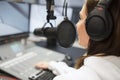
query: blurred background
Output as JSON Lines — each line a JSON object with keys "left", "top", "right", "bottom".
{"left": 5, "top": 0, "right": 84, "bottom": 32}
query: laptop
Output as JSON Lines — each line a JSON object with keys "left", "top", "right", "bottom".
{"left": 0, "top": 1, "right": 65, "bottom": 80}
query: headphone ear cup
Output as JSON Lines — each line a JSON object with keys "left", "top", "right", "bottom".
{"left": 85, "top": 7, "right": 113, "bottom": 41}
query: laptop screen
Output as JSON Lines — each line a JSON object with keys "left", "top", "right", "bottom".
{"left": 0, "top": 1, "right": 30, "bottom": 44}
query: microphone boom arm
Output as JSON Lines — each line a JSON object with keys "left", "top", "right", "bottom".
{"left": 46, "top": 0, "right": 56, "bottom": 22}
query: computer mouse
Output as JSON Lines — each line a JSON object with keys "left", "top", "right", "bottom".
{"left": 62, "top": 55, "right": 74, "bottom": 67}
{"left": 65, "top": 55, "right": 72, "bottom": 61}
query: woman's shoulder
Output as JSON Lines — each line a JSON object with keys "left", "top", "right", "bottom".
{"left": 84, "top": 56, "right": 120, "bottom": 67}
{"left": 84, "top": 55, "right": 120, "bottom": 65}
{"left": 83, "top": 56, "right": 120, "bottom": 80}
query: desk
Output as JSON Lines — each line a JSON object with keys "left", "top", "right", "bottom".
{"left": 0, "top": 70, "right": 18, "bottom": 80}
{"left": 22, "top": 36, "right": 86, "bottom": 66}
{"left": 28, "top": 34, "right": 87, "bottom": 65}
{"left": 0, "top": 36, "right": 86, "bottom": 80}
{"left": 35, "top": 41, "right": 86, "bottom": 62}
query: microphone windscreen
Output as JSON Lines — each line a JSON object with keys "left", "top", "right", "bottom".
{"left": 57, "top": 20, "right": 76, "bottom": 48}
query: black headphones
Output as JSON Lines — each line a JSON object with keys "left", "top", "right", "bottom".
{"left": 85, "top": 0, "right": 113, "bottom": 41}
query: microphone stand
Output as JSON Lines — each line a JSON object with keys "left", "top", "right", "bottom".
{"left": 45, "top": 0, "right": 57, "bottom": 47}
{"left": 46, "top": 0, "right": 56, "bottom": 22}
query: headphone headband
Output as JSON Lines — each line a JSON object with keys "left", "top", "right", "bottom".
{"left": 97, "top": 0, "right": 112, "bottom": 9}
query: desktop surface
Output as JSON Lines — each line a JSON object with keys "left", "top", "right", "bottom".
{"left": 0, "top": 40, "right": 65, "bottom": 80}
{"left": 0, "top": 38, "right": 86, "bottom": 80}
{"left": 34, "top": 40, "right": 86, "bottom": 62}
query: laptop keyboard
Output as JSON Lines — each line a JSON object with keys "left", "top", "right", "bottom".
{"left": 29, "top": 69, "right": 56, "bottom": 80}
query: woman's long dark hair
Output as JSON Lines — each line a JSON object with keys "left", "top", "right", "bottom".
{"left": 75, "top": 0, "right": 120, "bottom": 69}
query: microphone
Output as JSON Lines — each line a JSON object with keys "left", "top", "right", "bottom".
{"left": 34, "top": 27, "right": 57, "bottom": 38}
{"left": 34, "top": 27, "right": 57, "bottom": 46}
{"left": 34, "top": 22, "right": 76, "bottom": 48}
{"left": 33, "top": 0, "right": 76, "bottom": 48}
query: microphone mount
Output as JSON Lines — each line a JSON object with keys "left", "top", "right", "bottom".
{"left": 34, "top": 0, "right": 76, "bottom": 48}
{"left": 46, "top": 0, "right": 56, "bottom": 22}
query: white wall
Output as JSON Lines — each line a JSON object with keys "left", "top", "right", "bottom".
{"left": 39, "top": 0, "right": 84, "bottom": 7}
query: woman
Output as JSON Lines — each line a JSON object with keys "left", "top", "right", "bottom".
{"left": 35, "top": 0, "right": 120, "bottom": 80}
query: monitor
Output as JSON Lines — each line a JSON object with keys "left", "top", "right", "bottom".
{"left": 0, "top": 1, "right": 30, "bottom": 44}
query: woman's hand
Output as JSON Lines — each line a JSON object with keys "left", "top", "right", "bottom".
{"left": 35, "top": 61, "right": 49, "bottom": 69}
